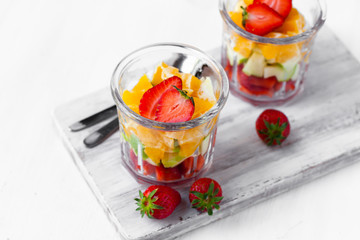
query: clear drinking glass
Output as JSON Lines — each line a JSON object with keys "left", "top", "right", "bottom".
{"left": 111, "top": 43, "right": 229, "bottom": 185}
{"left": 219, "top": 0, "right": 326, "bottom": 105}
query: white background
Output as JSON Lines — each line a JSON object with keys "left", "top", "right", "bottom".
{"left": 1, "top": 0, "right": 360, "bottom": 239}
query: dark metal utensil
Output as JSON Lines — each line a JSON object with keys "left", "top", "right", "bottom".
{"left": 69, "top": 105, "right": 117, "bottom": 131}
{"left": 83, "top": 117, "right": 119, "bottom": 148}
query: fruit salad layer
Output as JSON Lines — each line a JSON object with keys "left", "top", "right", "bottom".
{"left": 120, "top": 62, "right": 218, "bottom": 181}
{"left": 224, "top": 0, "right": 307, "bottom": 99}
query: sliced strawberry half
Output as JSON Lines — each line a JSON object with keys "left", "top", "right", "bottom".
{"left": 155, "top": 86, "right": 195, "bottom": 123}
{"left": 254, "top": 0, "right": 292, "bottom": 19}
{"left": 242, "top": 3, "right": 284, "bottom": 36}
{"left": 139, "top": 76, "right": 182, "bottom": 120}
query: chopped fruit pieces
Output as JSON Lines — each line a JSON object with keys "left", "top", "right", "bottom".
{"left": 189, "top": 178, "right": 223, "bottom": 215}
{"left": 254, "top": 0, "right": 292, "bottom": 19}
{"left": 155, "top": 86, "right": 195, "bottom": 123}
{"left": 242, "top": 3, "right": 284, "bottom": 36}
{"left": 139, "top": 76, "right": 182, "bottom": 120}
{"left": 224, "top": 0, "right": 306, "bottom": 100}
{"left": 255, "top": 109, "right": 290, "bottom": 145}
{"left": 135, "top": 185, "right": 181, "bottom": 219}
{"left": 122, "top": 63, "right": 218, "bottom": 182}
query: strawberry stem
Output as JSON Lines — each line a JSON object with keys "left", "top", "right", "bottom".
{"left": 259, "top": 118, "right": 288, "bottom": 146}
{"left": 135, "top": 189, "right": 163, "bottom": 219}
{"left": 241, "top": 6, "right": 248, "bottom": 27}
{"left": 190, "top": 181, "right": 224, "bottom": 216}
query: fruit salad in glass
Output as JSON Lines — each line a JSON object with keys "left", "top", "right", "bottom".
{"left": 219, "top": 0, "right": 326, "bottom": 105}
{"left": 111, "top": 43, "right": 229, "bottom": 185}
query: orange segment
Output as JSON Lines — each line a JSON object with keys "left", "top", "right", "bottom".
{"left": 228, "top": 11, "right": 255, "bottom": 58}
{"left": 152, "top": 62, "right": 168, "bottom": 86}
{"left": 274, "top": 8, "right": 305, "bottom": 35}
{"left": 244, "top": 0, "right": 253, "bottom": 5}
{"left": 229, "top": 11, "right": 244, "bottom": 30}
{"left": 122, "top": 74, "right": 152, "bottom": 114}
{"left": 192, "top": 97, "right": 216, "bottom": 119}
{"left": 258, "top": 32, "right": 301, "bottom": 63}
{"left": 181, "top": 72, "right": 202, "bottom": 96}
{"left": 152, "top": 62, "right": 182, "bottom": 86}
{"left": 144, "top": 147, "right": 164, "bottom": 165}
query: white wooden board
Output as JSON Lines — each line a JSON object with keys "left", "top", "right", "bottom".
{"left": 53, "top": 26, "right": 360, "bottom": 240}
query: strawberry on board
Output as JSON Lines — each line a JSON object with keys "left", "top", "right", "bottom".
{"left": 189, "top": 178, "right": 223, "bottom": 215}
{"left": 254, "top": 0, "right": 292, "bottom": 19}
{"left": 155, "top": 86, "right": 195, "bottom": 123}
{"left": 242, "top": 3, "right": 284, "bottom": 36}
{"left": 139, "top": 76, "right": 182, "bottom": 120}
{"left": 255, "top": 109, "right": 290, "bottom": 146}
{"left": 135, "top": 185, "right": 181, "bottom": 219}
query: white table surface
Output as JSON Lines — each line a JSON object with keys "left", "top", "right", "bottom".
{"left": 1, "top": 0, "right": 360, "bottom": 239}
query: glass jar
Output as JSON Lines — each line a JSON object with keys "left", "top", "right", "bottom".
{"left": 111, "top": 43, "right": 229, "bottom": 185}
{"left": 219, "top": 0, "right": 326, "bottom": 105}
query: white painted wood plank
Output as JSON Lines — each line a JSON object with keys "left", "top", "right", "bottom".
{"left": 53, "top": 26, "right": 360, "bottom": 240}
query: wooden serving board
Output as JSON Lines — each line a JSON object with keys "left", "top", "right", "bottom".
{"left": 53, "top": 26, "right": 360, "bottom": 240}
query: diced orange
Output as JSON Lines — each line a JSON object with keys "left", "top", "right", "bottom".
{"left": 274, "top": 8, "right": 305, "bottom": 35}
{"left": 179, "top": 142, "right": 201, "bottom": 158}
{"left": 258, "top": 32, "right": 301, "bottom": 63}
{"left": 229, "top": 11, "right": 245, "bottom": 30}
{"left": 228, "top": 11, "right": 255, "bottom": 58}
{"left": 152, "top": 62, "right": 168, "bottom": 86}
{"left": 144, "top": 147, "right": 164, "bottom": 165}
{"left": 181, "top": 72, "right": 202, "bottom": 97}
{"left": 152, "top": 62, "right": 182, "bottom": 86}
{"left": 192, "top": 97, "right": 216, "bottom": 119}
{"left": 122, "top": 74, "right": 152, "bottom": 114}
{"left": 244, "top": 0, "right": 253, "bottom": 5}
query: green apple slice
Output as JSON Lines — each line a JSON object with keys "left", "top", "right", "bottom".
{"left": 242, "top": 52, "right": 266, "bottom": 77}
{"left": 200, "top": 135, "right": 210, "bottom": 156}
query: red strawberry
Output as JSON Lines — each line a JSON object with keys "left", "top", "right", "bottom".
{"left": 155, "top": 86, "right": 195, "bottom": 123}
{"left": 179, "top": 156, "right": 194, "bottom": 178}
{"left": 255, "top": 109, "right": 290, "bottom": 146}
{"left": 139, "top": 76, "right": 182, "bottom": 120}
{"left": 155, "top": 164, "right": 182, "bottom": 181}
{"left": 135, "top": 185, "right": 181, "bottom": 219}
{"left": 254, "top": 0, "right": 292, "bottom": 19}
{"left": 189, "top": 178, "right": 223, "bottom": 215}
{"left": 242, "top": 3, "right": 284, "bottom": 36}
{"left": 129, "top": 150, "right": 155, "bottom": 176}
{"left": 195, "top": 155, "right": 205, "bottom": 172}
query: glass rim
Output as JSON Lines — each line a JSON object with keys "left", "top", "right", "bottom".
{"left": 110, "top": 42, "right": 229, "bottom": 131}
{"left": 219, "top": 0, "right": 327, "bottom": 45}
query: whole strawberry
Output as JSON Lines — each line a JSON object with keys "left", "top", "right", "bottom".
{"left": 189, "top": 178, "right": 223, "bottom": 215}
{"left": 256, "top": 109, "right": 290, "bottom": 146}
{"left": 135, "top": 185, "right": 181, "bottom": 219}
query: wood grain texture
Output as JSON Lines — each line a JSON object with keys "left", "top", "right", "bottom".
{"left": 53, "top": 26, "right": 360, "bottom": 240}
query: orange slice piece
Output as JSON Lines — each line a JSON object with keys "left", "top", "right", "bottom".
{"left": 258, "top": 32, "right": 301, "bottom": 63}
{"left": 192, "top": 97, "right": 216, "bottom": 119}
{"left": 274, "top": 8, "right": 305, "bottom": 35}
{"left": 151, "top": 62, "right": 182, "bottom": 86}
{"left": 122, "top": 74, "right": 152, "bottom": 114}
{"left": 228, "top": 11, "right": 255, "bottom": 58}
{"left": 181, "top": 72, "right": 202, "bottom": 96}
{"left": 144, "top": 147, "right": 164, "bottom": 165}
